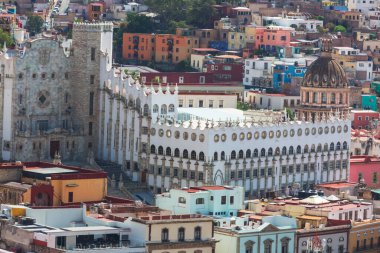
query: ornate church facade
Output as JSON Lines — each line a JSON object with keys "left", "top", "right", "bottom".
{"left": 0, "top": 23, "right": 351, "bottom": 197}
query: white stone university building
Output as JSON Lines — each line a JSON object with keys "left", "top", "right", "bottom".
{"left": 0, "top": 23, "right": 351, "bottom": 197}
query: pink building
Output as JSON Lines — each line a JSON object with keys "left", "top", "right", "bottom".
{"left": 255, "top": 26, "right": 294, "bottom": 52}
{"left": 350, "top": 156, "right": 380, "bottom": 189}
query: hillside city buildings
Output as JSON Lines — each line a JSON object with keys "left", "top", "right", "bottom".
{"left": 1, "top": 0, "right": 380, "bottom": 252}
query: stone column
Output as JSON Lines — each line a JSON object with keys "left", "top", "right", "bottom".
{"left": 161, "top": 157, "right": 166, "bottom": 192}
{"left": 153, "top": 156, "right": 158, "bottom": 193}
{"left": 169, "top": 157, "right": 174, "bottom": 189}
{"left": 186, "top": 160, "right": 191, "bottom": 187}
{"left": 194, "top": 161, "right": 199, "bottom": 186}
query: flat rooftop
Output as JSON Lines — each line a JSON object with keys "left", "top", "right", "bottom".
{"left": 177, "top": 108, "right": 245, "bottom": 121}
{"left": 180, "top": 186, "right": 235, "bottom": 193}
{"left": 316, "top": 182, "right": 357, "bottom": 189}
{"left": 23, "top": 167, "right": 78, "bottom": 175}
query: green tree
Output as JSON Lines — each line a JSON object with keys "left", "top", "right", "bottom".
{"left": 315, "top": 15, "right": 324, "bottom": 20}
{"left": 285, "top": 108, "right": 295, "bottom": 120}
{"left": 113, "top": 22, "right": 128, "bottom": 63}
{"left": 187, "top": 0, "right": 216, "bottom": 29}
{"left": 174, "top": 60, "right": 196, "bottom": 71}
{"left": 333, "top": 25, "right": 347, "bottom": 33}
{"left": 26, "top": 15, "right": 44, "bottom": 36}
{"left": 167, "top": 20, "right": 189, "bottom": 34}
{"left": 145, "top": 0, "right": 189, "bottom": 30}
{"left": 325, "top": 22, "right": 335, "bottom": 32}
{"left": 125, "top": 13, "right": 155, "bottom": 33}
{"left": 0, "top": 29, "right": 13, "bottom": 46}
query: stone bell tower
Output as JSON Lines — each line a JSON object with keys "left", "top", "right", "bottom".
{"left": 70, "top": 22, "right": 113, "bottom": 160}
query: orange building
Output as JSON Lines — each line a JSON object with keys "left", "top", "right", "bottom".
{"left": 122, "top": 33, "right": 155, "bottom": 62}
{"left": 122, "top": 33, "right": 199, "bottom": 64}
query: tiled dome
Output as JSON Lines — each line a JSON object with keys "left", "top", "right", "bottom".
{"left": 301, "top": 39, "right": 348, "bottom": 88}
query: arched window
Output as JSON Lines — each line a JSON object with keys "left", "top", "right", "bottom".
{"left": 282, "top": 147, "right": 287, "bottom": 156}
{"left": 246, "top": 149, "right": 251, "bottom": 158}
{"left": 343, "top": 141, "right": 348, "bottom": 150}
{"left": 324, "top": 143, "right": 328, "bottom": 151}
{"left": 275, "top": 147, "right": 280, "bottom": 156}
{"left": 153, "top": 104, "right": 159, "bottom": 113}
{"left": 135, "top": 98, "right": 141, "bottom": 110}
{"left": 174, "top": 148, "right": 180, "bottom": 157}
{"left": 336, "top": 142, "right": 341, "bottom": 150}
{"left": 150, "top": 145, "right": 156, "bottom": 154}
{"left": 166, "top": 147, "right": 171, "bottom": 156}
{"left": 289, "top": 146, "right": 294, "bottom": 155}
{"left": 238, "top": 150, "right": 244, "bottom": 159}
{"left": 311, "top": 144, "right": 315, "bottom": 152}
{"left": 168, "top": 104, "right": 175, "bottom": 112}
{"left": 267, "top": 148, "right": 273, "bottom": 156}
{"left": 194, "top": 226, "right": 201, "bottom": 240}
{"left": 304, "top": 145, "right": 309, "bottom": 153}
{"left": 280, "top": 237, "right": 290, "bottom": 253}
{"left": 221, "top": 151, "right": 225, "bottom": 160}
{"left": 261, "top": 148, "right": 266, "bottom": 157}
{"left": 214, "top": 152, "right": 218, "bottom": 161}
{"left": 330, "top": 142, "right": 334, "bottom": 151}
{"left": 161, "top": 104, "right": 167, "bottom": 114}
{"left": 178, "top": 227, "right": 185, "bottom": 242}
{"left": 253, "top": 149, "right": 258, "bottom": 157}
{"left": 296, "top": 145, "right": 301, "bottom": 154}
{"left": 231, "top": 151, "right": 236, "bottom": 159}
{"left": 158, "top": 146, "right": 163, "bottom": 155}
{"left": 191, "top": 151, "right": 197, "bottom": 160}
{"left": 199, "top": 152, "right": 205, "bottom": 161}
{"left": 245, "top": 240, "right": 255, "bottom": 253}
{"left": 143, "top": 104, "right": 149, "bottom": 116}
{"left": 183, "top": 149, "right": 189, "bottom": 159}
{"left": 317, "top": 144, "right": 322, "bottom": 152}
{"left": 161, "top": 228, "right": 169, "bottom": 242}
{"left": 264, "top": 239, "right": 273, "bottom": 253}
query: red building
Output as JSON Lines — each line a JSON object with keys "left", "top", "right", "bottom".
{"left": 88, "top": 2, "right": 105, "bottom": 21}
{"left": 204, "top": 55, "right": 244, "bottom": 83}
{"left": 350, "top": 156, "right": 380, "bottom": 188}
{"left": 351, "top": 110, "right": 380, "bottom": 130}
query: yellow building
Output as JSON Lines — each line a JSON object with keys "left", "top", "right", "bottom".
{"left": 0, "top": 162, "right": 107, "bottom": 206}
{"left": 349, "top": 219, "right": 380, "bottom": 252}
{"left": 142, "top": 214, "right": 216, "bottom": 253}
{"left": 228, "top": 31, "right": 246, "bottom": 51}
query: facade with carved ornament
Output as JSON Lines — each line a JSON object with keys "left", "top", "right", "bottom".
{"left": 0, "top": 35, "right": 87, "bottom": 161}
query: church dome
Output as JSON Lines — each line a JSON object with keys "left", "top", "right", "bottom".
{"left": 301, "top": 39, "right": 348, "bottom": 88}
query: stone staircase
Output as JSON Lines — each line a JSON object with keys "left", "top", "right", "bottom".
{"left": 95, "top": 160, "right": 151, "bottom": 202}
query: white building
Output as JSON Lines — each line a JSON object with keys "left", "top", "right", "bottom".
{"left": 243, "top": 57, "right": 274, "bottom": 87}
{"left": 95, "top": 26, "right": 351, "bottom": 198}
{"left": 263, "top": 16, "right": 323, "bottom": 32}
{"left": 155, "top": 185, "right": 244, "bottom": 216}
{"left": 178, "top": 92, "right": 237, "bottom": 109}
{"left": 356, "top": 61, "right": 373, "bottom": 81}
{"left": 368, "top": 7, "right": 380, "bottom": 28}
{"left": 244, "top": 91, "right": 300, "bottom": 110}
{"left": 0, "top": 22, "right": 346, "bottom": 200}
{"left": 347, "top": 0, "right": 379, "bottom": 15}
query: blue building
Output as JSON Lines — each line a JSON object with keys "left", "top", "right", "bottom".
{"left": 272, "top": 60, "right": 307, "bottom": 92}
{"left": 215, "top": 215, "right": 297, "bottom": 253}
